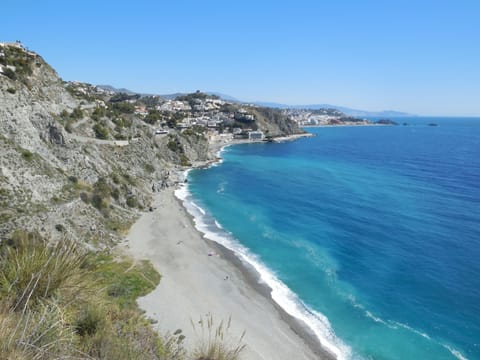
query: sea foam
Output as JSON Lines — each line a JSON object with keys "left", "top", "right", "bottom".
{"left": 175, "top": 182, "right": 352, "bottom": 360}
{"left": 175, "top": 122, "right": 479, "bottom": 359}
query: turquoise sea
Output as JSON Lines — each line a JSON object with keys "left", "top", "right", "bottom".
{"left": 177, "top": 117, "right": 480, "bottom": 360}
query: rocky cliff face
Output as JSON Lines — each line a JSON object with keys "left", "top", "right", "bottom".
{"left": 251, "top": 106, "right": 302, "bottom": 137}
{"left": 0, "top": 47, "right": 75, "bottom": 164}
{"left": 0, "top": 43, "right": 214, "bottom": 246}
{"left": 0, "top": 43, "right": 300, "bottom": 247}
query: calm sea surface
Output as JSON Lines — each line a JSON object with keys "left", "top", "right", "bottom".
{"left": 182, "top": 117, "right": 480, "bottom": 360}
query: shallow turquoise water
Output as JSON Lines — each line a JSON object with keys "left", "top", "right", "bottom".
{"left": 185, "top": 118, "right": 480, "bottom": 360}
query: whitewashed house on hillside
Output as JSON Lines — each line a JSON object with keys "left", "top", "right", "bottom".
{"left": 248, "top": 130, "right": 265, "bottom": 141}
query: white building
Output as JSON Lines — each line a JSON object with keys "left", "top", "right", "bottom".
{"left": 248, "top": 130, "right": 265, "bottom": 141}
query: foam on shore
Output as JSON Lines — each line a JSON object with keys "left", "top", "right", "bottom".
{"left": 175, "top": 183, "right": 351, "bottom": 360}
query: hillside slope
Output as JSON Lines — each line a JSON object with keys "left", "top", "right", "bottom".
{"left": 0, "top": 43, "right": 211, "bottom": 246}
{"left": 0, "top": 41, "right": 302, "bottom": 246}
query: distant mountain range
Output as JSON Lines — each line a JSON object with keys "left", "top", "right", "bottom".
{"left": 97, "top": 85, "right": 413, "bottom": 117}
{"left": 158, "top": 91, "right": 240, "bottom": 102}
{"left": 250, "top": 101, "right": 413, "bottom": 117}
{"left": 97, "top": 86, "right": 239, "bottom": 102}
{"left": 97, "top": 84, "right": 142, "bottom": 95}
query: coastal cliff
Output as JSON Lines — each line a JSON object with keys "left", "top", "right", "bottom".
{"left": 0, "top": 43, "right": 320, "bottom": 359}
{"left": 0, "top": 43, "right": 302, "bottom": 245}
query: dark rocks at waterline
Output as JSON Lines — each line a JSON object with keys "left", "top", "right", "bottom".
{"left": 374, "top": 119, "right": 399, "bottom": 126}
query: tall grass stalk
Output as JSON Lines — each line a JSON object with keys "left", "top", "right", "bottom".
{"left": 0, "top": 233, "right": 92, "bottom": 359}
{"left": 0, "top": 230, "right": 186, "bottom": 359}
{"left": 0, "top": 233, "right": 90, "bottom": 311}
{"left": 0, "top": 299, "right": 76, "bottom": 359}
{"left": 190, "top": 314, "right": 246, "bottom": 360}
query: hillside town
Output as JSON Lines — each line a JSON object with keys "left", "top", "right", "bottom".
{"left": 64, "top": 80, "right": 393, "bottom": 148}
{"left": 66, "top": 82, "right": 277, "bottom": 142}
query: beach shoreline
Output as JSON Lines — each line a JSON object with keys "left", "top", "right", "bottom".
{"left": 125, "top": 132, "right": 337, "bottom": 360}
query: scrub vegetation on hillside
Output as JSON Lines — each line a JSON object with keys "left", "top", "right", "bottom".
{"left": 0, "top": 230, "right": 183, "bottom": 359}
{"left": 0, "top": 231, "right": 245, "bottom": 360}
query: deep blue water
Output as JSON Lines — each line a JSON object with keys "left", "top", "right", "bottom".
{"left": 184, "top": 118, "right": 480, "bottom": 360}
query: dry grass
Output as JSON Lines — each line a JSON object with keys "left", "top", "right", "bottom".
{"left": 0, "top": 231, "right": 172, "bottom": 359}
{"left": 0, "top": 300, "right": 76, "bottom": 359}
{"left": 159, "top": 329, "right": 187, "bottom": 360}
{"left": 190, "top": 314, "right": 246, "bottom": 360}
{"left": 0, "top": 231, "right": 87, "bottom": 359}
{"left": 0, "top": 231, "right": 243, "bottom": 360}
{"left": 0, "top": 231, "right": 91, "bottom": 311}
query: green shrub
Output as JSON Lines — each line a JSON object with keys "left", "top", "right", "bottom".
{"left": 111, "top": 187, "right": 120, "bottom": 200}
{"left": 2, "top": 67, "right": 17, "bottom": 80}
{"left": 122, "top": 173, "right": 137, "bottom": 186}
{"left": 111, "top": 172, "right": 121, "bottom": 184}
{"left": 75, "top": 304, "right": 104, "bottom": 337}
{"left": 180, "top": 155, "right": 191, "bottom": 167}
{"left": 4, "top": 46, "right": 33, "bottom": 77}
{"left": 144, "top": 109, "right": 161, "bottom": 124}
{"left": 20, "top": 148, "right": 34, "bottom": 161}
{"left": 70, "top": 107, "right": 83, "bottom": 119}
{"left": 112, "top": 102, "right": 135, "bottom": 114}
{"left": 93, "top": 123, "right": 109, "bottom": 139}
{"left": 51, "top": 195, "right": 61, "bottom": 203}
{"left": 80, "top": 192, "right": 89, "bottom": 203}
{"left": 126, "top": 195, "right": 138, "bottom": 208}
{"left": 6, "top": 87, "right": 16, "bottom": 94}
{"left": 93, "top": 254, "right": 160, "bottom": 308}
{"left": 144, "top": 163, "right": 155, "bottom": 174}
{"left": 113, "top": 116, "right": 132, "bottom": 128}
{"left": 91, "top": 106, "right": 106, "bottom": 121}
{"left": 183, "top": 125, "right": 206, "bottom": 137}
{"left": 104, "top": 218, "right": 134, "bottom": 234}
{"left": 114, "top": 133, "right": 127, "bottom": 140}
{"left": 91, "top": 193, "right": 107, "bottom": 210}
{"left": 93, "top": 177, "right": 110, "bottom": 197}
{"left": 167, "top": 139, "right": 181, "bottom": 152}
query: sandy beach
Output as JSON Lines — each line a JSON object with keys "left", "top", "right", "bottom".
{"left": 124, "top": 133, "right": 337, "bottom": 359}
{"left": 125, "top": 183, "right": 335, "bottom": 360}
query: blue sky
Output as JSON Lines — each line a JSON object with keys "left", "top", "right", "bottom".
{"left": 2, "top": 0, "right": 480, "bottom": 115}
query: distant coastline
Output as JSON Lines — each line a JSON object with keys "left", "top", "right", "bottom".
{"left": 302, "top": 123, "right": 395, "bottom": 128}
